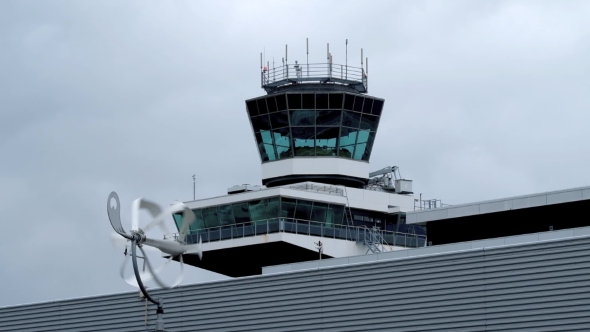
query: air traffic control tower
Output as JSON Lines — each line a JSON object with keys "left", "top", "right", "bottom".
{"left": 176, "top": 43, "right": 425, "bottom": 277}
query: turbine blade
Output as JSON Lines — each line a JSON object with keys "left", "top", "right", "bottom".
{"left": 107, "top": 192, "right": 128, "bottom": 237}
{"left": 178, "top": 206, "right": 196, "bottom": 242}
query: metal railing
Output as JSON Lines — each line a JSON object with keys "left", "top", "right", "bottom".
{"left": 182, "top": 219, "right": 426, "bottom": 248}
{"left": 261, "top": 63, "right": 367, "bottom": 92}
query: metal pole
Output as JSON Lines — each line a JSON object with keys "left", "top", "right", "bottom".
{"left": 306, "top": 38, "right": 309, "bottom": 77}
{"left": 192, "top": 174, "right": 195, "bottom": 201}
{"left": 345, "top": 39, "right": 348, "bottom": 79}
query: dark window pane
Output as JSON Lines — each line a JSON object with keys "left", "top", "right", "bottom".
{"left": 292, "top": 127, "right": 315, "bottom": 156}
{"left": 371, "top": 99, "right": 384, "bottom": 116}
{"left": 362, "top": 98, "right": 373, "bottom": 113}
{"left": 249, "top": 199, "right": 268, "bottom": 221}
{"left": 217, "top": 205, "right": 235, "bottom": 226}
{"left": 317, "top": 110, "right": 342, "bottom": 126}
{"left": 315, "top": 127, "right": 338, "bottom": 156}
{"left": 273, "top": 128, "right": 293, "bottom": 159}
{"left": 360, "top": 114, "right": 380, "bottom": 131}
{"left": 302, "top": 93, "right": 314, "bottom": 109}
{"left": 342, "top": 111, "right": 360, "bottom": 128}
{"left": 311, "top": 202, "right": 329, "bottom": 223}
{"left": 316, "top": 93, "right": 328, "bottom": 109}
{"left": 339, "top": 127, "right": 358, "bottom": 159}
{"left": 339, "top": 145, "right": 354, "bottom": 159}
{"left": 294, "top": 199, "right": 313, "bottom": 220}
{"left": 202, "top": 207, "right": 219, "bottom": 228}
{"left": 232, "top": 203, "right": 251, "bottom": 224}
{"left": 267, "top": 197, "right": 280, "bottom": 218}
{"left": 339, "top": 127, "right": 358, "bottom": 146}
{"left": 327, "top": 204, "right": 344, "bottom": 226}
{"left": 266, "top": 96, "right": 278, "bottom": 113}
{"left": 276, "top": 94, "right": 287, "bottom": 111}
{"left": 251, "top": 115, "right": 271, "bottom": 131}
{"left": 246, "top": 100, "right": 258, "bottom": 116}
{"left": 257, "top": 99, "right": 268, "bottom": 114}
{"left": 329, "top": 93, "right": 343, "bottom": 109}
{"left": 287, "top": 94, "right": 302, "bottom": 109}
{"left": 361, "top": 132, "right": 376, "bottom": 161}
{"left": 343, "top": 94, "right": 355, "bottom": 110}
{"left": 191, "top": 209, "right": 205, "bottom": 231}
{"left": 254, "top": 133, "right": 270, "bottom": 162}
{"left": 270, "top": 111, "right": 289, "bottom": 129}
{"left": 290, "top": 110, "right": 315, "bottom": 126}
{"left": 353, "top": 96, "right": 364, "bottom": 112}
{"left": 280, "top": 197, "right": 297, "bottom": 218}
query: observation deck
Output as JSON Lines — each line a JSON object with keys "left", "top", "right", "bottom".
{"left": 261, "top": 62, "right": 368, "bottom": 94}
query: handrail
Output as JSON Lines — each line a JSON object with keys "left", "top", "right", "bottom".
{"left": 261, "top": 62, "right": 368, "bottom": 93}
{"left": 177, "top": 218, "right": 427, "bottom": 248}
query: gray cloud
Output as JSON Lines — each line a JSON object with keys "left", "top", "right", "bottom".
{"left": 1, "top": 0, "right": 589, "bottom": 307}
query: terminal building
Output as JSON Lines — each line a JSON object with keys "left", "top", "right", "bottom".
{"left": 1, "top": 44, "right": 589, "bottom": 331}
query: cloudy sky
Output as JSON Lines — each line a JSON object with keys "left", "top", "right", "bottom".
{"left": 1, "top": 0, "right": 589, "bottom": 307}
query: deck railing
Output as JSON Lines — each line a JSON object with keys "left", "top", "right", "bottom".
{"left": 181, "top": 218, "right": 426, "bottom": 248}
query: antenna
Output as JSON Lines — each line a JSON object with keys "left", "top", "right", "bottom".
{"left": 306, "top": 38, "right": 309, "bottom": 77}
{"left": 192, "top": 174, "right": 196, "bottom": 201}
{"left": 285, "top": 44, "right": 288, "bottom": 79}
{"left": 345, "top": 39, "right": 348, "bottom": 79}
{"left": 107, "top": 192, "right": 203, "bottom": 332}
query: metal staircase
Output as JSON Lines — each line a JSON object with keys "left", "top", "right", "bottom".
{"left": 364, "top": 226, "right": 388, "bottom": 254}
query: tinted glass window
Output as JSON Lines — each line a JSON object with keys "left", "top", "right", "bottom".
{"left": 280, "top": 197, "right": 297, "bottom": 218}
{"left": 270, "top": 111, "right": 289, "bottom": 129}
{"left": 232, "top": 203, "right": 251, "bottom": 224}
{"left": 353, "top": 96, "right": 364, "bottom": 112}
{"left": 266, "top": 96, "right": 278, "bottom": 113}
{"left": 248, "top": 199, "right": 267, "bottom": 221}
{"left": 290, "top": 110, "right": 315, "bottom": 126}
{"left": 316, "top": 110, "right": 341, "bottom": 126}
{"left": 339, "top": 127, "right": 358, "bottom": 159}
{"left": 342, "top": 111, "right": 360, "bottom": 128}
{"left": 254, "top": 133, "right": 270, "bottom": 162}
{"left": 273, "top": 128, "right": 292, "bottom": 159}
{"left": 217, "top": 204, "right": 235, "bottom": 226}
{"left": 343, "top": 94, "right": 355, "bottom": 111}
{"left": 310, "top": 202, "right": 328, "bottom": 223}
{"left": 360, "top": 114, "right": 380, "bottom": 131}
{"left": 362, "top": 98, "right": 373, "bottom": 113}
{"left": 287, "top": 94, "right": 302, "bottom": 109}
{"left": 315, "top": 127, "right": 338, "bottom": 156}
{"left": 251, "top": 115, "right": 271, "bottom": 132}
{"left": 267, "top": 197, "right": 280, "bottom": 218}
{"left": 291, "top": 127, "right": 315, "bottom": 156}
{"left": 173, "top": 213, "right": 183, "bottom": 232}
{"left": 371, "top": 99, "right": 383, "bottom": 116}
{"left": 246, "top": 100, "right": 258, "bottom": 116}
{"left": 361, "top": 132, "right": 376, "bottom": 161}
{"left": 275, "top": 94, "right": 287, "bottom": 111}
{"left": 191, "top": 209, "right": 205, "bottom": 231}
{"left": 316, "top": 93, "right": 329, "bottom": 109}
{"left": 202, "top": 207, "right": 219, "bottom": 228}
{"left": 327, "top": 204, "right": 344, "bottom": 226}
{"left": 257, "top": 99, "right": 268, "bottom": 114}
{"left": 302, "top": 93, "right": 314, "bottom": 109}
{"left": 329, "top": 93, "right": 343, "bottom": 109}
{"left": 294, "top": 199, "right": 313, "bottom": 220}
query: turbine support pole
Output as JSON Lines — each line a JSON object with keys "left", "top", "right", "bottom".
{"left": 131, "top": 236, "right": 166, "bottom": 331}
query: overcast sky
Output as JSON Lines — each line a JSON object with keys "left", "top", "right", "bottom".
{"left": 1, "top": 0, "right": 589, "bottom": 307}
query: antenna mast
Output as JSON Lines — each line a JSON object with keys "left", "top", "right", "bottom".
{"left": 192, "top": 174, "right": 196, "bottom": 201}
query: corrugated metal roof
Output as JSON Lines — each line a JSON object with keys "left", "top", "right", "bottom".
{"left": 1, "top": 233, "right": 589, "bottom": 331}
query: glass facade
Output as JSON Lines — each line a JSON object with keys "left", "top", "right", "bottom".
{"left": 173, "top": 197, "right": 346, "bottom": 234}
{"left": 246, "top": 92, "right": 384, "bottom": 163}
{"left": 173, "top": 197, "right": 425, "bottom": 236}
